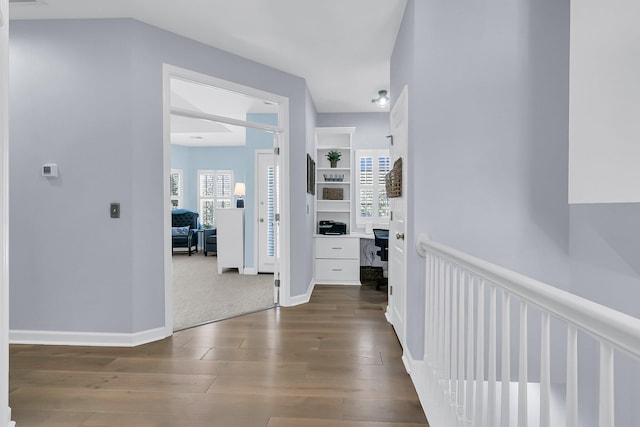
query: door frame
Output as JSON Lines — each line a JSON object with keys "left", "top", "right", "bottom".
{"left": 386, "top": 85, "right": 408, "bottom": 349}
{"left": 0, "top": 0, "right": 11, "bottom": 423}
{"left": 162, "top": 64, "right": 290, "bottom": 336}
{"left": 254, "top": 149, "right": 276, "bottom": 274}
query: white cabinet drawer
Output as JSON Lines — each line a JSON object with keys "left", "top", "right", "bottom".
{"left": 315, "top": 237, "right": 359, "bottom": 259}
{"left": 315, "top": 259, "right": 360, "bottom": 282}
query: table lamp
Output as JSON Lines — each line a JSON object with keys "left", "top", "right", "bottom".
{"left": 234, "top": 182, "right": 246, "bottom": 208}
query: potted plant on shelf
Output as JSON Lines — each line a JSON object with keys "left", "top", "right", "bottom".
{"left": 326, "top": 150, "right": 342, "bottom": 168}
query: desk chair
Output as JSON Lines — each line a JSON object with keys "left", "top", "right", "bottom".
{"left": 373, "top": 229, "right": 389, "bottom": 261}
{"left": 372, "top": 229, "right": 389, "bottom": 289}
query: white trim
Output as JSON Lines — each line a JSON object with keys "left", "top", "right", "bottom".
{"left": 417, "top": 233, "right": 640, "bottom": 358}
{"left": 354, "top": 149, "right": 391, "bottom": 226}
{"left": 402, "top": 350, "right": 429, "bottom": 423}
{"left": 162, "top": 64, "right": 291, "bottom": 330}
{"left": 242, "top": 267, "right": 257, "bottom": 275}
{"left": 0, "top": 1, "right": 11, "bottom": 424}
{"left": 197, "top": 169, "right": 234, "bottom": 226}
{"left": 276, "top": 99, "right": 290, "bottom": 307}
{"left": 285, "top": 279, "right": 315, "bottom": 307}
{"left": 169, "top": 168, "right": 183, "bottom": 209}
{"left": 254, "top": 149, "right": 276, "bottom": 274}
{"left": 387, "top": 85, "right": 409, "bottom": 350}
{"left": 171, "top": 107, "right": 282, "bottom": 135}
{"left": 9, "top": 327, "right": 168, "bottom": 347}
{"left": 162, "top": 66, "right": 174, "bottom": 339}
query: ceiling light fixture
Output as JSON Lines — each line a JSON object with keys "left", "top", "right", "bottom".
{"left": 372, "top": 90, "right": 389, "bottom": 108}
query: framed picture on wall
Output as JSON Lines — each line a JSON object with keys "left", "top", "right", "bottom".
{"left": 307, "top": 154, "right": 315, "bottom": 195}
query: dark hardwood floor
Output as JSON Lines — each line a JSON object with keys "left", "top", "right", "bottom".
{"left": 9, "top": 285, "right": 429, "bottom": 426}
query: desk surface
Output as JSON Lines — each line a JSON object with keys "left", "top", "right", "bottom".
{"left": 314, "top": 232, "right": 391, "bottom": 240}
{"left": 314, "top": 232, "right": 373, "bottom": 239}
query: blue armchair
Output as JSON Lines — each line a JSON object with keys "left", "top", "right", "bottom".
{"left": 171, "top": 209, "right": 199, "bottom": 256}
{"left": 203, "top": 228, "right": 217, "bottom": 256}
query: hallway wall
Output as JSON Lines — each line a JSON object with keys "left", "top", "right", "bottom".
{"left": 392, "top": 1, "right": 640, "bottom": 423}
{"left": 9, "top": 18, "right": 313, "bottom": 337}
{"left": 392, "top": 0, "right": 571, "bottom": 364}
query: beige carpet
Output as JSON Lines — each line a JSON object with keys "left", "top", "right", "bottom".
{"left": 172, "top": 253, "right": 274, "bottom": 331}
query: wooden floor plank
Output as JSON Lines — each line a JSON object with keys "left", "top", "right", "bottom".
{"left": 10, "top": 370, "right": 216, "bottom": 393}
{"left": 268, "top": 418, "right": 429, "bottom": 427}
{"left": 10, "top": 285, "right": 429, "bottom": 426}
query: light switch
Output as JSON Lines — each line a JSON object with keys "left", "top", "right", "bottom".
{"left": 42, "top": 163, "right": 58, "bottom": 177}
{"left": 110, "top": 203, "right": 120, "bottom": 218}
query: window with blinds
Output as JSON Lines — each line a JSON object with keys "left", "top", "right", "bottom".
{"left": 198, "top": 170, "right": 233, "bottom": 226}
{"left": 170, "top": 169, "right": 183, "bottom": 210}
{"left": 267, "top": 165, "right": 276, "bottom": 257}
{"left": 355, "top": 150, "right": 390, "bottom": 225}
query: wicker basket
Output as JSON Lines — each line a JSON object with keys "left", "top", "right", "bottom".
{"left": 323, "top": 188, "right": 344, "bottom": 200}
{"left": 386, "top": 157, "right": 402, "bottom": 198}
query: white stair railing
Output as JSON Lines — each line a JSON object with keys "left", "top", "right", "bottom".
{"left": 416, "top": 234, "right": 640, "bottom": 427}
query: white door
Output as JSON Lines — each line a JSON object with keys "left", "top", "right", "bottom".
{"left": 257, "top": 151, "right": 276, "bottom": 273}
{"left": 387, "top": 86, "right": 408, "bottom": 347}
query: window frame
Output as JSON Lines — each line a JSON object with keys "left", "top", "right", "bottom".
{"left": 197, "top": 169, "right": 234, "bottom": 227}
{"left": 170, "top": 168, "right": 183, "bottom": 210}
{"left": 354, "top": 149, "right": 391, "bottom": 226}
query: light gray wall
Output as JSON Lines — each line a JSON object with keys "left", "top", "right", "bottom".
{"left": 10, "top": 18, "right": 313, "bottom": 333}
{"left": 317, "top": 113, "right": 389, "bottom": 151}
{"left": 393, "top": 0, "right": 640, "bottom": 423}
{"left": 569, "top": 203, "right": 640, "bottom": 425}
{"left": 10, "top": 20, "right": 135, "bottom": 332}
{"left": 302, "top": 87, "right": 317, "bottom": 293}
{"left": 393, "top": 0, "right": 572, "bottom": 373}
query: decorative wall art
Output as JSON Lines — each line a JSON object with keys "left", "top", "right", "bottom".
{"left": 306, "top": 154, "right": 316, "bottom": 195}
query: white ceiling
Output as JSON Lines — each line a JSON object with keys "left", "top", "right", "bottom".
{"left": 9, "top": 0, "right": 408, "bottom": 113}
{"left": 170, "top": 77, "right": 278, "bottom": 147}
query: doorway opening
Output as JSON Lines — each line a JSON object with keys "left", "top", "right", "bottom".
{"left": 162, "top": 65, "right": 290, "bottom": 332}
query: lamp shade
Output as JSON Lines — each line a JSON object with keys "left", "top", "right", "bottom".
{"left": 233, "top": 182, "right": 246, "bottom": 196}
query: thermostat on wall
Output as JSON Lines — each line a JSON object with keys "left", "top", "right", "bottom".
{"left": 42, "top": 163, "right": 58, "bottom": 177}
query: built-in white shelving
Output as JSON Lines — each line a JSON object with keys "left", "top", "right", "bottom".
{"left": 313, "top": 127, "right": 359, "bottom": 285}
{"left": 314, "top": 127, "right": 354, "bottom": 234}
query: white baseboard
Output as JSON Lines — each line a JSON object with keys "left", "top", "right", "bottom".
{"left": 8, "top": 407, "right": 14, "bottom": 427}
{"left": 403, "top": 350, "right": 428, "bottom": 421}
{"left": 9, "top": 326, "right": 168, "bottom": 347}
{"left": 401, "top": 352, "right": 412, "bottom": 374}
{"left": 285, "top": 279, "right": 315, "bottom": 307}
{"left": 242, "top": 267, "right": 258, "bottom": 275}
